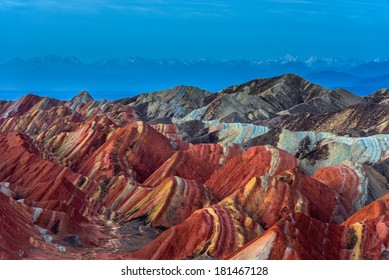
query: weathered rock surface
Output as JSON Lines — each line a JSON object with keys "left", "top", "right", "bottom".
{"left": 126, "top": 204, "right": 262, "bottom": 260}
{"left": 365, "top": 89, "right": 389, "bottom": 104}
{"left": 117, "top": 85, "right": 214, "bottom": 120}
{"left": 78, "top": 121, "right": 175, "bottom": 184}
{"left": 205, "top": 146, "right": 298, "bottom": 200}
{"left": 0, "top": 76, "right": 388, "bottom": 260}
{"left": 228, "top": 211, "right": 389, "bottom": 260}
{"left": 219, "top": 171, "right": 352, "bottom": 229}
{"left": 312, "top": 163, "right": 369, "bottom": 210}
{"left": 273, "top": 103, "right": 389, "bottom": 134}
{"left": 143, "top": 151, "right": 215, "bottom": 187}
{"left": 123, "top": 176, "right": 216, "bottom": 228}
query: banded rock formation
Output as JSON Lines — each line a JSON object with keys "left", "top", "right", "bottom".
{"left": 0, "top": 74, "right": 388, "bottom": 260}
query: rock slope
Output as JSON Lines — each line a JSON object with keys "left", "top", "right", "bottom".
{"left": 0, "top": 74, "right": 388, "bottom": 259}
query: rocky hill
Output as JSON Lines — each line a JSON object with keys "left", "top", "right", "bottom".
{"left": 0, "top": 75, "right": 388, "bottom": 259}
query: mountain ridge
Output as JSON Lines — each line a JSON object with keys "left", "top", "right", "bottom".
{"left": 1, "top": 55, "right": 388, "bottom": 98}
{"left": 0, "top": 74, "right": 388, "bottom": 260}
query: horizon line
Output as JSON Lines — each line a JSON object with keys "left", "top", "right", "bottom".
{"left": 2, "top": 54, "right": 389, "bottom": 65}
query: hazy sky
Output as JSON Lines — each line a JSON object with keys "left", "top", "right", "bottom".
{"left": 0, "top": 0, "right": 388, "bottom": 62}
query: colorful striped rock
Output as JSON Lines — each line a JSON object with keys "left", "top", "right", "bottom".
{"left": 78, "top": 121, "right": 174, "bottom": 183}
{"left": 126, "top": 204, "right": 262, "bottom": 260}
{"left": 227, "top": 212, "right": 389, "bottom": 260}
{"left": 219, "top": 170, "right": 353, "bottom": 229}
{"left": 123, "top": 176, "right": 216, "bottom": 228}
{"left": 185, "top": 143, "right": 243, "bottom": 170}
{"left": 205, "top": 145, "right": 298, "bottom": 199}
{"left": 143, "top": 151, "right": 216, "bottom": 187}
{"left": 343, "top": 194, "right": 389, "bottom": 226}
{"left": 312, "top": 162, "right": 369, "bottom": 211}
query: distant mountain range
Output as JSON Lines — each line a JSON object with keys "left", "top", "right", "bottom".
{"left": 0, "top": 55, "right": 388, "bottom": 99}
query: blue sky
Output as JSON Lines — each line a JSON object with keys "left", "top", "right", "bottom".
{"left": 0, "top": 0, "right": 388, "bottom": 62}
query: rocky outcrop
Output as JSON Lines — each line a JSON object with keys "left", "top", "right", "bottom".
{"left": 365, "top": 89, "right": 389, "bottom": 104}
{"left": 177, "top": 74, "right": 363, "bottom": 122}
{"left": 143, "top": 151, "right": 215, "bottom": 187}
{"left": 43, "top": 115, "right": 118, "bottom": 170}
{"left": 343, "top": 194, "right": 389, "bottom": 226}
{"left": 205, "top": 146, "right": 298, "bottom": 200}
{"left": 78, "top": 121, "right": 175, "bottom": 184}
{"left": 185, "top": 143, "right": 243, "bottom": 169}
{"left": 0, "top": 75, "right": 388, "bottom": 260}
{"left": 0, "top": 132, "right": 88, "bottom": 207}
{"left": 123, "top": 176, "right": 216, "bottom": 228}
{"left": 373, "top": 159, "right": 389, "bottom": 184}
{"left": 282, "top": 88, "right": 363, "bottom": 115}
{"left": 0, "top": 94, "right": 52, "bottom": 118}
{"left": 117, "top": 86, "right": 214, "bottom": 120}
{"left": 274, "top": 102, "right": 389, "bottom": 134}
{"left": 228, "top": 211, "right": 389, "bottom": 260}
{"left": 127, "top": 204, "right": 262, "bottom": 260}
{"left": 300, "top": 134, "right": 389, "bottom": 175}
{"left": 219, "top": 74, "right": 331, "bottom": 112}
{"left": 227, "top": 213, "right": 347, "bottom": 260}
{"left": 219, "top": 170, "right": 352, "bottom": 229}
{"left": 312, "top": 163, "right": 369, "bottom": 210}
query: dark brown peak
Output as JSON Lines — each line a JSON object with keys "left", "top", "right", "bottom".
{"left": 116, "top": 85, "right": 213, "bottom": 105}
{"left": 18, "top": 93, "right": 43, "bottom": 104}
{"left": 168, "top": 85, "right": 214, "bottom": 98}
{"left": 226, "top": 73, "right": 307, "bottom": 89}
{"left": 278, "top": 73, "right": 305, "bottom": 81}
{"left": 324, "top": 87, "right": 363, "bottom": 101}
{"left": 283, "top": 87, "right": 363, "bottom": 115}
{"left": 278, "top": 101, "right": 389, "bottom": 134}
{"left": 166, "top": 84, "right": 208, "bottom": 91}
{"left": 365, "top": 88, "right": 389, "bottom": 103}
{"left": 218, "top": 74, "right": 333, "bottom": 114}
{"left": 152, "top": 84, "right": 211, "bottom": 96}
{"left": 70, "top": 91, "right": 94, "bottom": 103}
{"left": 219, "top": 73, "right": 327, "bottom": 97}
{"left": 218, "top": 77, "right": 274, "bottom": 95}
{"left": 9, "top": 94, "right": 43, "bottom": 114}
{"left": 21, "top": 93, "right": 42, "bottom": 99}
{"left": 121, "top": 86, "right": 215, "bottom": 121}
{"left": 278, "top": 73, "right": 324, "bottom": 90}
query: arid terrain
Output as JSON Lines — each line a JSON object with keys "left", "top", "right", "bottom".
{"left": 0, "top": 74, "right": 388, "bottom": 260}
